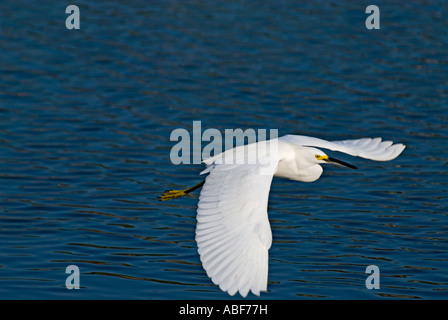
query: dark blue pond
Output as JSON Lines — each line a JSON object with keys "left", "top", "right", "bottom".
{"left": 0, "top": 1, "right": 447, "bottom": 299}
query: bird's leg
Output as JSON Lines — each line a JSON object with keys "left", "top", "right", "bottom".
{"left": 158, "top": 180, "right": 205, "bottom": 201}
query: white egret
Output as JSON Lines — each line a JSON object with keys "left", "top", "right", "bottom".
{"left": 160, "top": 134, "right": 405, "bottom": 297}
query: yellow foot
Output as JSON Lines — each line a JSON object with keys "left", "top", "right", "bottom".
{"left": 158, "top": 189, "right": 187, "bottom": 201}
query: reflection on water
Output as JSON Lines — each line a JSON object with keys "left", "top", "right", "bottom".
{"left": 1, "top": 1, "right": 448, "bottom": 299}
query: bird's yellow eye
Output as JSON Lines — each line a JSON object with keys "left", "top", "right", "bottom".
{"left": 315, "top": 155, "right": 329, "bottom": 161}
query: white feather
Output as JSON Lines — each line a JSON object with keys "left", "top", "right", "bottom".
{"left": 279, "top": 135, "right": 405, "bottom": 161}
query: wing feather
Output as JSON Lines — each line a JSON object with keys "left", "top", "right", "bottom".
{"left": 279, "top": 135, "right": 405, "bottom": 161}
{"left": 196, "top": 148, "right": 277, "bottom": 297}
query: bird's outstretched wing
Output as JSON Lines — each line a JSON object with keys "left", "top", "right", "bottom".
{"left": 279, "top": 135, "right": 405, "bottom": 161}
{"left": 196, "top": 149, "right": 277, "bottom": 297}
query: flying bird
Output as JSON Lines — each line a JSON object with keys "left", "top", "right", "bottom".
{"left": 159, "top": 134, "right": 405, "bottom": 297}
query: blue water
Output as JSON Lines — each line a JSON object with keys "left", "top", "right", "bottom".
{"left": 0, "top": 1, "right": 447, "bottom": 299}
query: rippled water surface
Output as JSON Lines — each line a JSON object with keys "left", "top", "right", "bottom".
{"left": 1, "top": 1, "right": 447, "bottom": 299}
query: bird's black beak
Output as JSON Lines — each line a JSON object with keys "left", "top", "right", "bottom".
{"left": 325, "top": 156, "right": 358, "bottom": 169}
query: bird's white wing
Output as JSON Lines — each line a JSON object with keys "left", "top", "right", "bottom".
{"left": 196, "top": 152, "right": 277, "bottom": 297}
{"left": 279, "top": 135, "right": 405, "bottom": 161}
